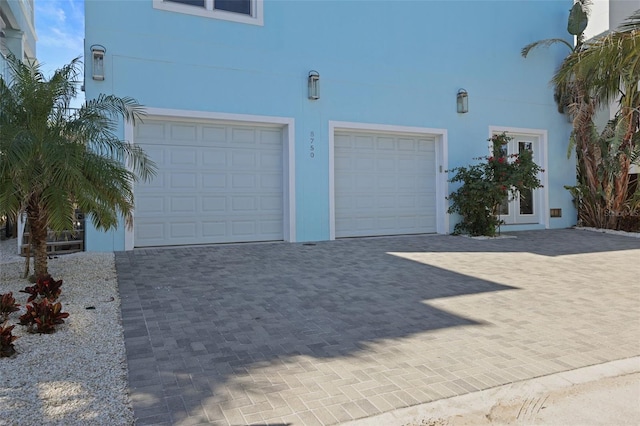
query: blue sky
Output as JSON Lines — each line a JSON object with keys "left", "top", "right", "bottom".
{"left": 35, "top": 0, "right": 85, "bottom": 101}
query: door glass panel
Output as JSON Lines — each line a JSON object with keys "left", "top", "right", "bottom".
{"left": 167, "top": 0, "right": 205, "bottom": 7}
{"left": 519, "top": 188, "right": 534, "bottom": 215}
{"left": 215, "top": 0, "right": 251, "bottom": 14}
{"left": 496, "top": 197, "right": 508, "bottom": 215}
{"left": 519, "top": 141, "right": 532, "bottom": 153}
{"left": 517, "top": 141, "right": 534, "bottom": 216}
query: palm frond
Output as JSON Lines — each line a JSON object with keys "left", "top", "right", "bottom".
{"left": 0, "top": 55, "right": 156, "bottom": 276}
{"left": 521, "top": 38, "right": 574, "bottom": 58}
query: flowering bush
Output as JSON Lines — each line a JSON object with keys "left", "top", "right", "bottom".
{"left": 447, "top": 133, "right": 544, "bottom": 236}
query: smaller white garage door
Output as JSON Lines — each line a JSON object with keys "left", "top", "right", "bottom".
{"left": 334, "top": 130, "right": 437, "bottom": 238}
{"left": 134, "top": 119, "right": 284, "bottom": 247}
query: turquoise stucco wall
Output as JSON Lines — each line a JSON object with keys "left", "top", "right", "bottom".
{"left": 84, "top": 0, "right": 576, "bottom": 251}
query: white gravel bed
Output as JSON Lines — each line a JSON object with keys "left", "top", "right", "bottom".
{"left": 0, "top": 245, "right": 133, "bottom": 425}
{"left": 574, "top": 226, "right": 640, "bottom": 238}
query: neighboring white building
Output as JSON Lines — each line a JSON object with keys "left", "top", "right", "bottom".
{"left": 0, "top": 0, "right": 37, "bottom": 80}
{"left": 0, "top": 0, "right": 37, "bottom": 58}
{"left": 1, "top": 0, "right": 37, "bottom": 247}
{"left": 585, "top": 0, "right": 639, "bottom": 39}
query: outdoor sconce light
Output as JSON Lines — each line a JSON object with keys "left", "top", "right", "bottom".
{"left": 91, "top": 44, "right": 106, "bottom": 81}
{"left": 308, "top": 70, "right": 320, "bottom": 100}
{"left": 457, "top": 88, "right": 468, "bottom": 113}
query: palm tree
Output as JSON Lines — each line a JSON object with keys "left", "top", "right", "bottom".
{"left": 0, "top": 54, "right": 156, "bottom": 278}
{"left": 521, "top": 0, "right": 591, "bottom": 114}
{"left": 523, "top": 2, "right": 640, "bottom": 228}
{"left": 553, "top": 10, "right": 640, "bottom": 227}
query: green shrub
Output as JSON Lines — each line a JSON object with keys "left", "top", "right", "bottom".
{"left": 448, "top": 133, "right": 544, "bottom": 236}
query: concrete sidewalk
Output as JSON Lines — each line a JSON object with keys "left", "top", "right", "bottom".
{"left": 115, "top": 229, "right": 640, "bottom": 425}
{"left": 346, "top": 357, "right": 640, "bottom": 425}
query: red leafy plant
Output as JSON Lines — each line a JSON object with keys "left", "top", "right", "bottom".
{"left": 0, "top": 293, "right": 20, "bottom": 321}
{"left": 20, "top": 275, "right": 63, "bottom": 302}
{"left": 18, "top": 299, "right": 69, "bottom": 334}
{"left": 0, "top": 321, "right": 19, "bottom": 357}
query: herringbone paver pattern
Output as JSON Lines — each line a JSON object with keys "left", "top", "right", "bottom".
{"left": 115, "top": 229, "right": 640, "bottom": 425}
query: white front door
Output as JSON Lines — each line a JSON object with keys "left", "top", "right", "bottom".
{"left": 496, "top": 134, "right": 542, "bottom": 225}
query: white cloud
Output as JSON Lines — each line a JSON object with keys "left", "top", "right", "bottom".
{"left": 35, "top": 0, "right": 85, "bottom": 104}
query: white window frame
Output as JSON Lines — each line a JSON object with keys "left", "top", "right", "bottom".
{"left": 153, "top": 0, "right": 264, "bottom": 26}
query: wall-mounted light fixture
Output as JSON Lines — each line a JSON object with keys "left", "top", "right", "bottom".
{"left": 90, "top": 44, "right": 106, "bottom": 81}
{"left": 456, "top": 88, "right": 468, "bottom": 113}
{"left": 308, "top": 70, "right": 320, "bottom": 100}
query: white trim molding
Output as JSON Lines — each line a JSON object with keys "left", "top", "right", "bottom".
{"left": 328, "top": 120, "right": 448, "bottom": 240}
{"left": 489, "top": 125, "right": 550, "bottom": 229}
{"left": 152, "top": 0, "right": 264, "bottom": 26}
{"left": 124, "top": 107, "right": 295, "bottom": 250}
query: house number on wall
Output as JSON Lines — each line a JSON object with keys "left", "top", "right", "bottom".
{"left": 309, "top": 131, "right": 315, "bottom": 158}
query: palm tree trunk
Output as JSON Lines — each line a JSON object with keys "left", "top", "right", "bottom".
{"left": 26, "top": 201, "right": 49, "bottom": 279}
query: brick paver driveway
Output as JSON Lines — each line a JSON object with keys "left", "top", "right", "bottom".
{"left": 115, "top": 229, "right": 640, "bottom": 425}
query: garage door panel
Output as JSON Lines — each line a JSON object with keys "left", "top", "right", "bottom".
{"left": 170, "top": 222, "right": 197, "bottom": 239}
{"left": 134, "top": 119, "right": 284, "bottom": 247}
{"left": 377, "top": 158, "right": 395, "bottom": 171}
{"left": 202, "top": 126, "right": 226, "bottom": 142}
{"left": 259, "top": 173, "right": 281, "bottom": 189}
{"left": 355, "top": 136, "right": 374, "bottom": 149}
{"left": 230, "top": 127, "right": 256, "bottom": 144}
{"left": 356, "top": 196, "right": 375, "bottom": 209}
{"left": 376, "top": 137, "right": 395, "bottom": 150}
{"left": 231, "top": 151, "right": 257, "bottom": 168}
{"left": 170, "top": 197, "right": 197, "bottom": 213}
{"left": 335, "top": 130, "right": 437, "bottom": 238}
{"left": 399, "top": 176, "right": 420, "bottom": 190}
{"left": 356, "top": 157, "right": 375, "bottom": 170}
{"left": 231, "top": 220, "right": 256, "bottom": 236}
{"left": 136, "top": 196, "right": 165, "bottom": 214}
{"left": 355, "top": 217, "right": 376, "bottom": 230}
{"left": 335, "top": 156, "right": 351, "bottom": 170}
{"left": 137, "top": 122, "right": 166, "bottom": 139}
{"left": 170, "top": 149, "right": 198, "bottom": 166}
{"left": 231, "top": 174, "right": 256, "bottom": 189}
{"left": 377, "top": 196, "right": 397, "bottom": 209}
{"left": 231, "top": 196, "right": 257, "bottom": 212}
{"left": 170, "top": 173, "right": 197, "bottom": 189}
{"left": 202, "top": 221, "right": 226, "bottom": 237}
{"left": 260, "top": 152, "right": 282, "bottom": 169}
{"left": 202, "top": 149, "right": 228, "bottom": 167}
{"left": 202, "top": 196, "right": 226, "bottom": 212}
{"left": 171, "top": 124, "right": 197, "bottom": 141}
{"left": 355, "top": 175, "right": 375, "bottom": 190}
{"left": 137, "top": 222, "right": 165, "bottom": 241}
{"left": 260, "top": 129, "right": 282, "bottom": 145}
{"left": 142, "top": 172, "right": 166, "bottom": 189}
{"left": 260, "top": 219, "right": 283, "bottom": 234}
{"left": 397, "top": 139, "right": 417, "bottom": 151}
{"left": 261, "top": 196, "right": 282, "bottom": 211}
{"left": 202, "top": 174, "right": 227, "bottom": 189}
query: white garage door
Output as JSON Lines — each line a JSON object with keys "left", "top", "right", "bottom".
{"left": 134, "top": 119, "right": 284, "bottom": 247}
{"left": 334, "top": 131, "right": 437, "bottom": 238}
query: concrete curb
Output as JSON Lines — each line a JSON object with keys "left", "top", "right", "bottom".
{"left": 343, "top": 357, "right": 640, "bottom": 425}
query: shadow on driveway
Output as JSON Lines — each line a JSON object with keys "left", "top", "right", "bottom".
{"left": 115, "top": 229, "right": 640, "bottom": 425}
